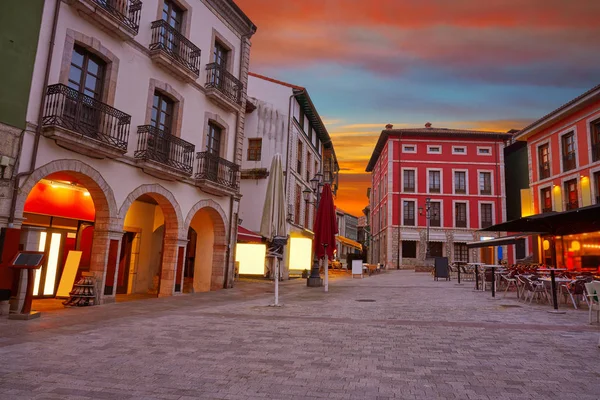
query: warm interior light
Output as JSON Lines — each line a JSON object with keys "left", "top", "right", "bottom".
{"left": 235, "top": 244, "right": 266, "bottom": 275}
{"left": 43, "top": 232, "right": 62, "bottom": 295}
{"left": 543, "top": 239, "right": 550, "bottom": 251}
{"left": 571, "top": 240, "right": 581, "bottom": 251}
{"left": 33, "top": 232, "right": 47, "bottom": 296}
{"left": 289, "top": 237, "right": 312, "bottom": 270}
{"left": 83, "top": 191, "right": 90, "bottom": 197}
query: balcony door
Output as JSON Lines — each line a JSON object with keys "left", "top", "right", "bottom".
{"left": 206, "top": 122, "right": 222, "bottom": 180}
{"left": 66, "top": 45, "right": 105, "bottom": 136}
{"left": 161, "top": 0, "right": 183, "bottom": 55}
{"left": 150, "top": 92, "right": 174, "bottom": 163}
{"left": 211, "top": 41, "right": 228, "bottom": 87}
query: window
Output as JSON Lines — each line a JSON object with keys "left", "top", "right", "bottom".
{"left": 402, "top": 145, "right": 416, "bottom": 153}
{"left": 594, "top": 171, "right": 600, "bottom": 204}
{"left": 429, "top": 242, "right": 443, "bottom": 257}
{"left": 454, "top": 171, "right": 466, "bottom": 194}
{"left": 541, "top": 187, "right": 552, "bottom": 213}
{"left": 306, "top": 153, "right": 311, "bottom": 181}
{"left": 591, "top": 119, "right": 600, "bottom": 162}
{"left": 247, "top": 138, "right": 261, "bottom": 161}
{"left": 430, "top": 202, "right": 441, "bottom": 227}
{"left": 564, "top": 179, "right": 578, "bottom": 210}
{"left": 562, "top": 132, "right": 576, "bottom": 172}
{"left": 455, "top": 202, "right": 467, "bottom": 228}
{"left": 151, "top": 91, "right": 174, "bottom": 134}
{"left": 538, "top": 144, "right": 550, "bottom": 180}
{"left": 478, "top": 147, "right": 491, "bottom": 155}
{"left": 452, "top": 146, "right": 466, "bottom": 154}
{"left": 213, "top": 41, "right": 228, "bottom": 68}
{"left": 294, "top": 185, "right": 301, "bottom": 225}
{"left": 297, "top": 141, "right": 303, "bottom": 173}
{"left": 479, "top": 172, "right": 492, "bottom": 195}
{"left": 429, "top": 170, "right": 441, "bottom": 193}
{"left": 403, "top": 170, "right": 415, "bottom": 192}
{"left": 206, "top": 122, "right": 221, "bottom": 155}
{"left": 403, "top": 201, "right": 415, "bottom": 226}
{"left": 68, "top": 45, "right": 105, "bottom": 100}
{"left": 427, "top": 145, "right": 441, "bottom": 154}
{"left": 480, "top": 204, "right": 493, "bottom": 228}
{"left": 162, "top": 0, "right": 183, "bottom": 31}
{"left": 298, "top": 106, "right": 305, "bottom": 130}
{"left": 454, "top": 243, "right": 468, "bottom": 262}
{"left": 402, "top": 241, "right": 417, "bottom": 258}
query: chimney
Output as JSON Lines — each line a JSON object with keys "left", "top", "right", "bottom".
{"left": 425, "top": 122, "right": 432, "bottom": 128}
{"left": 385, "top": 123, "right": 393, "bottom": 130}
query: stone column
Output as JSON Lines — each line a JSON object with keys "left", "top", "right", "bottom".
{"left": 90, "top": 229, "right": 122, "bottom": 304}
{"left": 174, "top": 238, "right": 188, "bottom": 295}
{"left": 159, "top": 236, "right": 179, "bottom": 297}
{"left": 10, "top": 227, "right": 44, "bottom": 312}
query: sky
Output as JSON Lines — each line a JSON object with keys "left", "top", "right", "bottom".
{"left": 236, "top": 0, "right": 600, "bottom": 217}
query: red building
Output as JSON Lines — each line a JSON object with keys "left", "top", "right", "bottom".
{"left": 515, "top": 84, "right": 600, "bottom": 269}
{"left": 366, "top": 123, "right": 512, "bottom": 268}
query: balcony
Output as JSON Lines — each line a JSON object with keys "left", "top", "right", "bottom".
{"left": 66, "top": 0, "right": 142, "bottom": 40}
{"left": 205, "top": 63, "right": 243, "bottom": 112}
{"left": 195, "top": 151, "right": 240, "bottom": 196}
{"left": 430, "top": 218, "right": 441, "bottom": 228}
{"left": 149, "top": 20, "right": 200, "bottom": 82}
{"left": 429, "top": 187, "right": 440, "bottom": 194}
{"left": 455, "top": 187, "right": 466, "bottom": 194}
{"left": 539, "top": 162, "right": 550, "bottom": 179}
{"left": 562, "top": 153, "right": 576, "bottom": 172}
{"left": 592, "top": 142, "right": 600, "bottom": 163}
{"left": 565, "top": 200, "right": 579, "bottom": 211}
{"left": 134, "top": 125, "right": 194, "bottom": 180}
{"left": 42, "top": 84, "right": 130, "bottom": 158}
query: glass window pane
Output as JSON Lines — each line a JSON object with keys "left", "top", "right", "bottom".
{"left": 71, "top": 48, "right": 84, "bottom": 67}
{"left": 68, "top": 67, "right": 82, "bottom": 86}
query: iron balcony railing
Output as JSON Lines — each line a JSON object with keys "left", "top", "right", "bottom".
{"left": 430, "top": 218, "right": 441, "bottom": 228}
{"left": 149, "top": 20, "right": 200, "bottom": 76}
{"left": 565, "top": 200, "right": 579, "bottom": 211}
{"left": 455, "top": 187, "right": 466, "bottom": 194}
{"left": 539, "top": 162, "right": 550, "bottom": 179}
{"left": 42, "top": 83, "right": 130, "bottom": 150}
{"left": 562, "top": 153, "right": 576, "bottom": 172}
{"left": 93, "top": 0, "right": 142, "bottom": 33}
{"left": 195, "top": 151, "right": 240, "bottom": 190}
{"left": 480, "top": 188, "right": 492, "bottom": 195}
{"left": 205, "top": 63, "right": 243, "bottom": 105}
{"left": 429, "top": 186, "right": 440, "bottom": 194}
{"left": 135, "top": 125, "right": 194, "bottom": 175}
{"left": 592, "top": 142, "right": 600, "bottom": 162}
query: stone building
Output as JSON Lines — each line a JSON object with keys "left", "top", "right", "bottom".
{"left": 0, "top": 0, "right": 256, "bottom": 305}
{"left": 365, "top": 123, "right": 512, "bottom": 269}
{"left": 236, "top": 73, "right": 339, "bottom": 277}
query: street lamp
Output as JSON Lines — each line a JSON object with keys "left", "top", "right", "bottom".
{"left": 418, "top": 197, "right": 433, "bottom": 259}
{"left": 303, "top": 172, "right": 325, "bottom": 287}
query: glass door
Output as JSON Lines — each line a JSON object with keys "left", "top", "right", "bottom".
{"left": 33, "top": 231, "right": 65, "bottom": 298}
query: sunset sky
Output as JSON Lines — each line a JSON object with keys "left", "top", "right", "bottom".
{"left": 236, "top": 0, "right": 600, "bottom": 217}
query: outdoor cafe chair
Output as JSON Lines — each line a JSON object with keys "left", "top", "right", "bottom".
{"left": 520, "top": 277, "right": 548, "bottom": 304}
{"left": 584, "top": 282, "right": 600, "bottom": 324}
{"left": 501, "top": 272, "right": 519, "bottom": 298}
{"left": 560, "top": 279, "right": 588, "bottom": 310}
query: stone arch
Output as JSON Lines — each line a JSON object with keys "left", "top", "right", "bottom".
{"left": 184, "top": 199, "right": 229, "bottom": 291}
{"left": 15, "top": 159, "right": 118, "bottom": 230}
{"left": 118, "top": 184, "right": 184, "bottom": 297}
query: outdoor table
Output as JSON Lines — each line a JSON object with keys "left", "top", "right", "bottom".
{"left": 483, "top": 265, "right": 502, "bottom": 298}
{"left": 454, "top": 262, "right": 468, "bottom": 285}
{"left": 539, "top": 268, "right": 567, "bottom": 313}
{"left": 540, "top": 276, "right": 572, "bottom": 308}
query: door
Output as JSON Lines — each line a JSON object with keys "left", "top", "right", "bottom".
{"left": 67, "top": 45, "right": 105, "bottom": 136}
{"left": 211, "top": 41, "right": 228, "bottom": 87}
{"left": 161, "top": 0, "right": 183, "bottom": 56}
{"left": 116, "top": 232, "right": 135, "bottom": 294}
{"left": 429, "top": 242, "right": 443, "bottom": 258}
{"left": 150, "top": 92, "right": 174, "bottom": 163}
{"left": 33, "top": 230, "right": 66, "bottom": 298}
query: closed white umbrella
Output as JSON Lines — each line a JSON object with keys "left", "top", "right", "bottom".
{"left": 259, "top": 154, "right": 288, "bottom": 306}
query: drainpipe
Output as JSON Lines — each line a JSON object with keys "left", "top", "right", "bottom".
{"left": 224, "top": 27, "right": 256, "bottom": 289}
{"left": 8, "top": 0, "right": 61, "bottom": 225}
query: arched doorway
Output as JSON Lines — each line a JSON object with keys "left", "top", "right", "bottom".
{"left": 13, "top": 160, "right": 117, "bottom": 301}
{"left": 117, "top": 184, "right": 183, "bottom": 299}
{"left": 183, "top": 200, "right": 228, "bottom": 293}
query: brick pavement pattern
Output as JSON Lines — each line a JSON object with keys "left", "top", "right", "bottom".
{"left": 0, "top": 271, "right": 599, "bottom": 400}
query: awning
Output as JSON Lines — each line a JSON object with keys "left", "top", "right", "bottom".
{"left": 237, "top": 226, "right": 264, "bottom": 244}
{"left": 467, "top": 234, "right": 530, "bottom": 249}
{"left": 480, "top": 203, "right": 600, "bottom": 236}
{"left": 337, "top": 235, "right": 362, "bottom": 250}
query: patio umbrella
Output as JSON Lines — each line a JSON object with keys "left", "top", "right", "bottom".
{"left": 259, "top": 154, "right": 288, "bottom": 305}
{"left": 313, "top": 183, "right": 338, "bottom": 292}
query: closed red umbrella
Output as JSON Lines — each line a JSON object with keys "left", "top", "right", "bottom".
{"left": 313, "top": 184, "right": 338, "bottom": 291}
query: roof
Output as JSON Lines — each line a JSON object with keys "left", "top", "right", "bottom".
{"left": 365, "top": 125, "right": 513, "bottom": 172}
{"left": 248, "top": 72, "right": 304, "bottom": 90}
{"left": 514, "top": 83, "right": 600, "bottom": 141}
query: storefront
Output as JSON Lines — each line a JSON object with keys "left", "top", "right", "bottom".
{"left": 548, "top": 232, "right": 600, "bottom": 272}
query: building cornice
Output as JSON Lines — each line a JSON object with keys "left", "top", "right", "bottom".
{"left": 202, "top": 0, "right": 257, "bottom": 38}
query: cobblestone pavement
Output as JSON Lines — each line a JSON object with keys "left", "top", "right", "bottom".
{"left": 0, "top": 271, "right": 599, "bottom": 400}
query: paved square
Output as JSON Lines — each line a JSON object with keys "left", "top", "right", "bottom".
{"left": 0, "top": 271, "right": 598, "bottom": 399}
